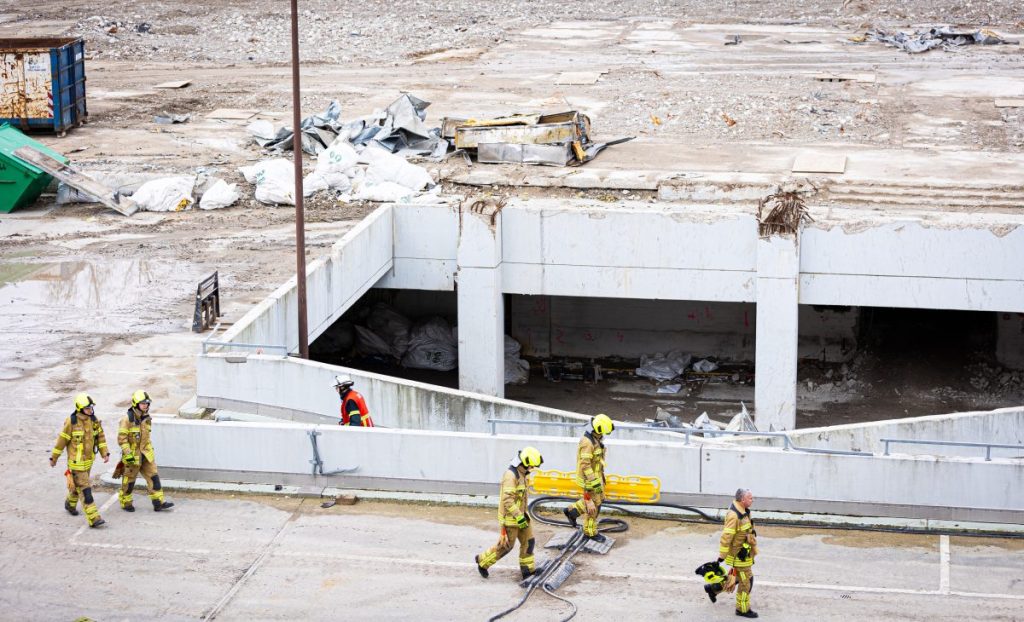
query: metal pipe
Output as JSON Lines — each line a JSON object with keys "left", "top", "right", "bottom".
{"left": 289, "top": 0, "right": 309, "bottom": 360}
{"left": 879, "top": 438, "right": 1024, "bottom": 460}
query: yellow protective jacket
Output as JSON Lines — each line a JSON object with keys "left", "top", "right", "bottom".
{"left": 574, "top": 431, "right": 606, "bottom": 490}
{"left": 117, "top": 407, "right": 155, "bottom": 463}
{"left": 497, "top": 466, "right": 529, "bottom": 527}
{"left": 719, "top": 500, "right": 757, "bottom": 567}
{"left": 52, "top": 412, "right": 109, "bottom": 472}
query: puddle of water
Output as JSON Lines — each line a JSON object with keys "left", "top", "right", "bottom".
{"left": 0, "top": 259, "right": 204, "bottom": 381}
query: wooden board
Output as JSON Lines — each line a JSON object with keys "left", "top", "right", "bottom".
{"left": 205, "top": 108, "right": 257, "bottom": 120}
{"left": 13, "top": 146, "right": 138, "bottom": 216}
{"left": 792, "top": 153, "right": 847, "bottom": 174}
{"left": 554, "top": 71, "right": 606, "bottom": 85}
{"left": 154, "top": 80, "right": 192, "bottom": 89}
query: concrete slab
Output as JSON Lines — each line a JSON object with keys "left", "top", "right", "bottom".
{"left": 793, "top": 152, "right": 847, "bottom": 174}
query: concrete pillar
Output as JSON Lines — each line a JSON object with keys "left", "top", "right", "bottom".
{"left": 996, "top": 312, "right": 1024, "bottom": 370}
{"left": 456, "top": 201, "right": 505, "bottom": 397}
{"left": 755, "top": 235, "right": 800, "bottom": 430}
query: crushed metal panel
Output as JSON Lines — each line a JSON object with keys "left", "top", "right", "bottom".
{"left": 478, "top": 142, "right": 573, "bottom": 166}
{"left": 792, "top": 152, "right": 847, "bottom": 174}
{"left": 13, "top": 145, "right": 139, "bottom": 216}
{"left": 454, "top": 111, "right": 588, "bottom": 149}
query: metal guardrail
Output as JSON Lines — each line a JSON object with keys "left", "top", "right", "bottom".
{"left": 881, "top": 438, "right": 1024, "bottom": 461}
{"left": 199, "top": 322, "right": 289, "bottom": 355}
{"left": 485, "top": 418, "right": 870, "bottom": 457}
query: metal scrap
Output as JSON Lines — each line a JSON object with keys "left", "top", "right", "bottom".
{"left": 865, "top": 26, "right": 1018, "bottom": 54}
{"left": 448, "top": 111, "right": 633, "bottom": 166}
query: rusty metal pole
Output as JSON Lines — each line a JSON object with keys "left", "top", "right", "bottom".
{"left": 290, "top": 0, "right": 309, "bottom": 359}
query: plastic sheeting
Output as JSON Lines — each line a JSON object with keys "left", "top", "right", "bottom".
{"left": 636, "top": 351, "right": 692, "bottom": 382}
{"left": 402, "top": 316, "right": 458, "bottom": 371}
{"left": 505, "top": 335, "right": 530, "bottom": 385}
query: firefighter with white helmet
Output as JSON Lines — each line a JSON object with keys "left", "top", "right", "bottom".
{"left": 475, "top": 447, "right": 544, "bottom": 580}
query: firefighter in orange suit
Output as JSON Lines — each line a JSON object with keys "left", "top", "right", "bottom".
{"left": 334, "top": 375, "right": 374, "bottom": 427}
{"left": 50, "top": 393, "right": 109, "bottom": 528}
{"left": 475, "top": 447, "right": 544, "bottom": 580}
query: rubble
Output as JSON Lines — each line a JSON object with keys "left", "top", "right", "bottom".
{"left": 864, "top": 26, "right": 1018, "bottom": 54}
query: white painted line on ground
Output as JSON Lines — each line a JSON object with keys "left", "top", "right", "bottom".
{"left": 202, "top": 518, "right": 296, "bottom": 621}
{"left": 271, "top": 550, "right": 1024, "bottom": 601}
{"left": 73, "top": 541, "right": 211, "bottom": 555}
{"left": 70, "top": 492, "right": 119, "bottom": 541}
{"left": 939, "top": 534, "right": 951, "bottom": 594}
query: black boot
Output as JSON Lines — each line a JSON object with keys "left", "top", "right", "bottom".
{"left": 90, "top": 517, "right": 106, "bottom": 528}
{"left": 704, "top": 584, "right": 718, "bottom": 603}
{"left": 521, "top": 566, "right": 536, "bottom": 580}
{"left": 122, "top": 503, "right": 135, "bottom": 512}
{"left": 153, "top": 499, "right": 174, "bottom": 511}
{"left": 735, "top": 610, "right": 758, "bottom": 618}
{"left": 475, "top": 555, "right": 489, "bottom": 579}
{"left": 585, "top": 533, "right": 607, "bottom": 543}
{"left": 563, "top": 506, "right": 579, "bottom": 528}
{"left": 64, "top": 500, "right": 79, "bottom": 516}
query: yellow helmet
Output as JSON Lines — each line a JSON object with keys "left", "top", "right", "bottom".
{"left": 518, "top": 446, "right": 543, "bottom": 469}
{"left": 592, "top": 414, "right": 614, "bottom": 436}
{"left": 131, "top": 390, "right": 151, "bottom": 407}
{"left": 73, "top": 393, "right": 95, "bottom": 411}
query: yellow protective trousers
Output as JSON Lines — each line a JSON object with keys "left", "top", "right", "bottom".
{"left": 477, "top": 524, "right": 536, "bottom": 573}
{"left": 571, "top": 489, "right": 604, "bottom": 537}
{"left": 65, "top": 469, "right": 102, "bottom": 526}
{"left": 119, "top": 457, "right": 165, "bottom": 507}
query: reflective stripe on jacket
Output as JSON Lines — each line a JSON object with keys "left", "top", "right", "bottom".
{"left": 574, "top": 431, "right": 606, "bottom": 489}
{"left": 719, "top": 501, "right": 757, "bottom": 567}
{"left": 498, "top": 466, "right": 528, "bottom": 527}
{"left": 118, "top": 407, "right": 155, "bottom": 463}
{"left": 52, "top": 412, "right": 108, "bottom": 471}
{"left": 340, "top": 390, "right": 374, "bottom": 427}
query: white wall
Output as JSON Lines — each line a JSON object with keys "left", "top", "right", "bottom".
{"left": 152, "top": 418, "right": 1024, "bottom": 521}
{"left": 195, "top": 354, "right": 676, "bottom": 441}
{"left": 728, "top": 406, "right": 1024, "bottom": 459}
{"left": 220, "top": 205, "right": 394, "bottom": 352}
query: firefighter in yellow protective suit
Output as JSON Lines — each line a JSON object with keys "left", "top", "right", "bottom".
{"left": 475, "top": 447, "right": 544, "bottom": 580}
{"left": 116, "top": 390, "right": 174, "bottom": 512}
{"left": 563, "top": 414, "right": 614, "bottom": 541}
{"left": 49, "top": 393, "right": 109, "bottom": 528}
{"left": 713, "top": 488, "right": 759, "bottom": 618}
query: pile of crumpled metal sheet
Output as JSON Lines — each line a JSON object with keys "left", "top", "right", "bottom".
{"left": 865, "top": 26, "right": 1018, "bottom": 54}
{"left": 444, "top": 111, "right": 632, "bottom": 166}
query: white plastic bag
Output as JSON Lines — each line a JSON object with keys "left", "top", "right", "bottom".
{"left": 361, "top": 146, "right": 434, "bottom": 190}
{"left": 199, "top": 179, "right": 240, "bottom": 209}
{"left": 504, "top": 335, "right": 530, "bottom": 385}
{"left": 303, "top": 141, "right": 358, "bottom": 196}
{"left": 352, "top": 180, "right": 415, "bottom": 202}
{"left": 238, "top": 159, "right": 295, "bottom": 205}
{"left": 402, "top": 317, "right": 458, "bottom": 371}
{"left": 131, "top": 176, "right": 195, "bottom": 212}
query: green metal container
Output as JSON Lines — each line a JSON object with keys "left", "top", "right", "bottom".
{"left": 0, "top": 123, "right": 68, "bottom": 212}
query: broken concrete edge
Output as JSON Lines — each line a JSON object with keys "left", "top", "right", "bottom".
{"left": 94, "top": 472, "right": 1024, "bottom": 537}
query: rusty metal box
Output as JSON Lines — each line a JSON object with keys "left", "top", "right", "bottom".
{"left": 1, "top": 37, "right": 87, "bottom": 135}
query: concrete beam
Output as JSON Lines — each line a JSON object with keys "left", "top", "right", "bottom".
{"left": 457, "top": 200, "right": 505, "bottom": 397}
{"left": 754, "top": 234, "right": 799, "bottom": 430}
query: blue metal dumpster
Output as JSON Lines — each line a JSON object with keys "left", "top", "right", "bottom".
{"left": 0, "top": 37, "right": 87, "bottom": 135}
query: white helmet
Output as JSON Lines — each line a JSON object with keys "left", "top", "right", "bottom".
{"left": 334, "top": 374, "right": 354, "bottom": 389}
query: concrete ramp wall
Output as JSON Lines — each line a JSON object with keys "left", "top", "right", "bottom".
{"left": 153, "top": 418, "right": 1024, "bottom": 524}
{"left": 218, "top": 205, "right": 394, "bottom": 353}
{"left": 195, "top": 353, "right": 674, "bottom": 441}
{"left": 730, "top": 406, "right": 1024, "bottom": 459}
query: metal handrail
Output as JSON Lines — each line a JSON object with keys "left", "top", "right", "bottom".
{"left": 485, "top": 418, "right": 869, "bottom": 456}
{"left": 881, "top": 438, "right": 1024, "bottom": 461}
{"left": 200, "top": 324, "right": 289, "bottom": 355}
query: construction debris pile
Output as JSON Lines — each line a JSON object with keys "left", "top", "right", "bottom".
{"left": 757, "top": 190, "right": 812, "bottom": 238}
{"left": 863, "top": 26, "right": 1018, "bottom": 54}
